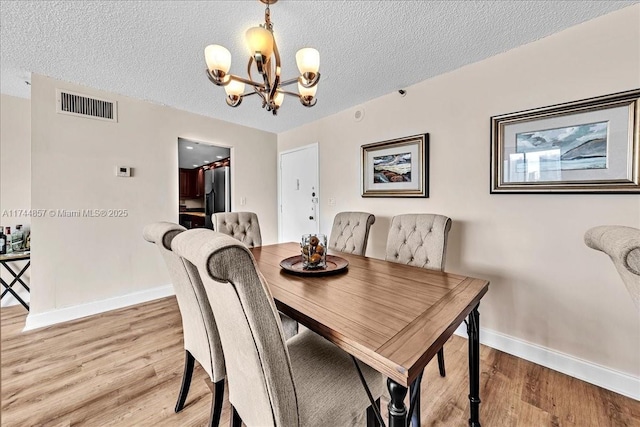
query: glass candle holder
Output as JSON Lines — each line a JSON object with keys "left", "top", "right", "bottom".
{"left": 301, "top": 233, "right": 327, "bottom": 270}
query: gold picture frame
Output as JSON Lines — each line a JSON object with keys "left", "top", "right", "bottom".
{"left": 490, "top": 89, "right": 640, "bottom": 194}
{"left": 361, "top": 134, "right": 428, "bottom": 197}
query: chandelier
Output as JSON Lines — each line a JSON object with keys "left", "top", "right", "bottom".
{"left": 204, "top": 0, "right": 320, "bottom": 115}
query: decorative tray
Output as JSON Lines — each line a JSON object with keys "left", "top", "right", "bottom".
{"left": 280, "top": 255, "right": 349, "bottom": 276}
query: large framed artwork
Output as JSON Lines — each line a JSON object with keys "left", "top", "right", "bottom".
{"left": 361, "top": 134, "right": 428, "bottom": 197}
{"left": 490, "top": 89, "right": 640, "bottom": 194}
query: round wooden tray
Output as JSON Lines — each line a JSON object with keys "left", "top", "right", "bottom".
{"left": 280, "top": 255, "right": 349, "bottom": 276}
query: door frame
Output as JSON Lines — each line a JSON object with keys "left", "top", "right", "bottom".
{"left": 278, "top": 142, "right": 320, "bottom": 242}
{"left": 177, "top": 137, "right": 235, "bottom": 219}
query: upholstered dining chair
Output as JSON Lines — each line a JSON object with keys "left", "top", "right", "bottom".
{"left": 171, "top": 229, "right": 385, "bottom": 427}
{"left": 212, "top": 211, "right": 298, "bottom": 338}
{"left": 143, "top": 222, "right": 225, "bottom": 427}
{"left": 585, "top": 225, "right": 640, "bottom": 310}
{"left": 328, "top": 212, "right": 376, "bottom": 256}
{"left": 385, "top": 213, "right": 452, "bottom": 427}
{"left": 212, "top": 211, "right": 262, "bottom": 248}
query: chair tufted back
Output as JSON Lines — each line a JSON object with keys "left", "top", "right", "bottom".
{"left": 213, "top": 212, "right": 298, "bottom": 338}
{"left": 171, "top": 229, "right": 299, "bottom": 427}
{"left": 328, "top": 212, "right": 376, "bottom": 256}
{"left": 142, "top": 221, "right": 225, "bottom": 382}
{"left": 385, "top": 214, "right": 452, "bottom": 270}
{"left": 212, "top": 212, "right": 262, "bottom": 248}
{"left": 585, "top": 225, "right": 640, "bottom": 309}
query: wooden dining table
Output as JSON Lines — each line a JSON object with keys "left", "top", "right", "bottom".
{"left": 250, "top": 242, "right": 490, "bottom": 427}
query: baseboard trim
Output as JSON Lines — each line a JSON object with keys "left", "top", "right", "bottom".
{"left": 454, "top": 323, "right": 639, "bottom": 401}
{"left": 23, "top": 284, "right": 175, "bottom": 332}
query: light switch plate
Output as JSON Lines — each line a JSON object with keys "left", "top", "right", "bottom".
{"left": 116, "top": 166, "right": 131, "bottom": 177}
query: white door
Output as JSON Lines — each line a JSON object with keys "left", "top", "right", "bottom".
{"left": 279, "top": 144, "right": 319, "bottom": 242}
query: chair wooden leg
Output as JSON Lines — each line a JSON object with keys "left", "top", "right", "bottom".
{"left": 209, "top": 379, "right": 225, "bottom": 427}
{"left": 175, "top": 350, "right": 195, "bottom": 413}
{"left": 366, "top": 398, "right": 381, "bottom": 427}
{"left": 230, "top": 406, "right": 242, "bottom": 427}
{"left": 437, "top": 347, "right": 446, "bottom": 377}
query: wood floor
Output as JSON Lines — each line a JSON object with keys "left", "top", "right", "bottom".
{"left": 1, "top": 297, "right": 638, "bottom": 427}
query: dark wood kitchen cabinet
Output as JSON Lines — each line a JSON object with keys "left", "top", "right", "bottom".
{"left": 179, "top": 169, "right": 190, "bottom": 198}
{"left": 179, "top": 168, "right": 205, "bottom": 199}
{"left": 194, "top": 168, "right": 205, "bottom": 197}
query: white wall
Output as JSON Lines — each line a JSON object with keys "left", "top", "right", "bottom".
{"left": 0, "top": 94, "right": 31, "bottom": 307}
{"left": 278, "top": 5, "right": 640, "bottom": 380}
{"left": 29, "top": 74, "right": 278, "bottom": 320}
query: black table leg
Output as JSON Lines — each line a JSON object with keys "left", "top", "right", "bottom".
{"left": 388, "top": 377, "right": 408, "bottom": 427}
{"left": 409, "top": 370, "right": 423, "bottom": 427}
{"left": 467, "top": 304, "right": 481, "bottom": 427}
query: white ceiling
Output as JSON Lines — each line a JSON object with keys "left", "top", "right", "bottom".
{"left": 1, "top": 1, "right": 636, "bottom": 134}
{"left": 178, "top": 138, "right": 230, "bottom": 169}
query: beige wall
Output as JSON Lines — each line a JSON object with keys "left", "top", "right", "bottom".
{"left": 278, "top": 6, "right": 640, "bottom": 376}
{"left": 0, "top": 94, "right": 31, "bottom": 307}
{"left": 30, "top": 74, "right": 277, "bottom": 314}
{"left": 1, "top": 95, "right": 31, "bottom": 216}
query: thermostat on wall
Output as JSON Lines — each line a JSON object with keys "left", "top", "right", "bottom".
{"left": 116, "top": 166, "right": 131, "bottom": 177}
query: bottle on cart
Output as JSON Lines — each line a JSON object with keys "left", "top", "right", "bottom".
{"left": 14, "top": 224, "right": 24, "bottom": 251}
{"left": 4, "top": 227, "right": 12, "bottom": 254}
{"left": 0, "top": 226, "right": 6, "bottom": 255}
{"left": 24, "top": 226, "right": 30, "bottom": 250}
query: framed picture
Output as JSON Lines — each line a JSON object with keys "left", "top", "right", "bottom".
{"left": 361, "top": 134, "right": 428, "bottom": 197}
{"left": 490, "top": 89, "right": 640, "bottom": 194}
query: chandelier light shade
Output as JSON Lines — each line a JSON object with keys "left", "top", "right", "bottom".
{"left": 274, "top": 91, "right": 285, "bottom": 107}
{"left": 298, "top": 81, "right": 317, "bottom": 98}
{"left": 204, "top": 45, "right": 232, "bottom": 77}
{"left": 295, "top": 48, "right": 320, "bottom": 76}
{"left": 204, "top": 0, "right": 321, "bottom": 115}
{"left": 245, "top": 26, "right": 274, "bottom": 59}
{"left": 224, "top": 80, "right": 245, "bottom": 97}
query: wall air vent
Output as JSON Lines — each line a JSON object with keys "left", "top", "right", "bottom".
{"left": 56, "top": 89, "right": 117, "bottom": 122}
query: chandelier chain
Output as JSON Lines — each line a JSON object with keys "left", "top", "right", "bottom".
{"left": 264, "top": 4, "right": 272, "bottom": 30}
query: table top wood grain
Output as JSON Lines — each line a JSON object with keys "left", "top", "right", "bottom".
{"left": 251, "top": 242, "right": 489, "bottom": 386}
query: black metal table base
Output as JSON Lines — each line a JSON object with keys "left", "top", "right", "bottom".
{"left": 0, "top": 259, "right": 30, "bottom": 311}
{"left": 387, "top": 378, "right": 408, "bottom": 427}
{"left": 467, "top": 304, "right": 481, "bottom": 427}
{"left": 386, "top": 304, "right": 482, "bottom": 427}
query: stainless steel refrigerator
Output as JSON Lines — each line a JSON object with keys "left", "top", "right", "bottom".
{"left": 204, "top": 166, "right": 230, "bottom": 229}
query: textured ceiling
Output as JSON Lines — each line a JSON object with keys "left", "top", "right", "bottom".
{"left": 1, "top": 1, "right": 636, "bottom": 134}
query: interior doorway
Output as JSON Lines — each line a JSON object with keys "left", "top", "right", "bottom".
{"left": 278, "top": 143, "right": 319, "bottom": 242}
{"left": 177, "top": 138, "right": 230, "bottom": 229}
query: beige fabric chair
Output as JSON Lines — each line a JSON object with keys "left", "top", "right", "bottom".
{"left": 385, "top": 214, "right": 452, "bottom": 269}
{"left": 385, "top": 213, "right": 452, "bottom": 427}
{"left": 212, "top": 211, "right": 298, "bottom": 338}
{"left": 142, "top": 222, "right": 225, "bottom": 427}
{"left": 329, "top": 212, "right": 376, "bottom": 256}
{"left": 212, "top": 211, "right": 262, "bottom": 248}
{"left": 171, "top": 229, "right": 385, "bottom": 427}
{"left": 585, "top": 225, "right": 640, "bottom": 309}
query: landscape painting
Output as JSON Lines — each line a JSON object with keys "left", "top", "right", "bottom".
{"left": 515, "top": 121, "right": 608, "bottom": 171}
{"left": 362, "top": 133, "right": 428, "bottom": 197}
{"left": 373, "top": 152, "right": 412, "bottom": 183}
